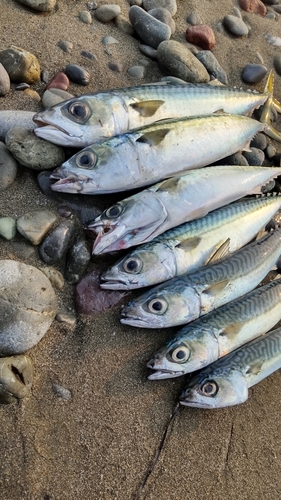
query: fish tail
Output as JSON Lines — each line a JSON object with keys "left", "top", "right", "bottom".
{"left": 259, "top": 71, "right": 281, "bottom": 141}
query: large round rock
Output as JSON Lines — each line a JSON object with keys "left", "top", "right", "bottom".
{"left": 0, "top": 260, "right": 58, "bottom": 355}
{"left": 157, "top": 40, "right": 210, "bottom": 82}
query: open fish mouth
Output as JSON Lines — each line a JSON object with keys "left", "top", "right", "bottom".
{"left": 120, "top": 314, "right": 151, "bottom": 327}
{"left": 147, "top": 368, "right": 185, "bottom": 380}
{"left": 33, "top": 117, "right": 73, "bottom": 136}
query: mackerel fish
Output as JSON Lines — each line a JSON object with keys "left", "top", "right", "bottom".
{"left": 120, "top": 228, "right": 281, "bottom": 328}
{"left": 179, "top": 326, "right": 281, "bottom": 409}
{"left": 147, "top": 278, "right": 281, "bottom": 379}
{"left": 101, "top": 196, "right": 281, "bottom": 290}
{"left": 32, "top": 78, "right": 277, "bottom": 147}
{"left": 89, "top": 165, "right": 281, "bottom": 255}
{"left": 51, "top": 114, "right": 267, "bottom": 194}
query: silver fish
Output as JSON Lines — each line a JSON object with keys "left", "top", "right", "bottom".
{"left": 51, "top": 114, "right": 265, "bottom": 194}
{"left": 147, "top": 278, "right": 281, "bottom": 379}
{"left": 100, "top": 196, "right": 281, "bottom": 290}
{"left": 120, "top": 229, "right": 281, "bottom": 329}
{"left": 179, "top": 326, "right": 281, "bottom": 409}
{"left": 33, "top": 81, "right": 273, "bottom": 147}
{"left": 89, "top": 165, "right": 281, "bottom": 255}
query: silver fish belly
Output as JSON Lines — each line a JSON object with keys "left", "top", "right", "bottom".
{"left": 120, "top": 229, "right": 281, "bottom": 328}
{"left": 147, "top": 278, "right": 281, "bottom": 379}
{"left": 100, "top": 196, "right": 281, "bottom": 290}
{"left": 179, "top": 326, "right": 281, "bottom": 409}
{"left": 88, "top": 165, "right": 281, "bottom": 255}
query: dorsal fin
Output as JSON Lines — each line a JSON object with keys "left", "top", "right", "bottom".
{"left": 207, "top": 239, "right": 231, "bottom": 264}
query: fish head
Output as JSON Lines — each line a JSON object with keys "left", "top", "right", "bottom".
{"left": 179, "top": 367, "right": 248, "bottom": 409}
{"left": 33, "top": 94, "right": 121, "bottom": 147}
{"left": 100, "top": 242, "right": 177, "bottom": 289}
{"left": 120, "top": 284, "right": 201, "bottom": 328}
{"left": 88, "top": 191, "right": 168, "bottom": 254}
{"left": 147, "top": 326, "right": 219, "bottom": 379}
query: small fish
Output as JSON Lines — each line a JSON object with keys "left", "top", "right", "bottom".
{"left": 179, "top": 326, "right": 281, "bottom": 409}
{"left": 100, "top": 196, "right": 281, "bottom": 290}
{"left": 51, "top": 114, "right": 265, "bottom": 194}
{"left": 147, "top": 278, "right": 281, "bottom": 379}
{"left": 32, "top": 78, "right": 276, "bottom": 147}
{"left": 88, "top": 165, "right": 281, "bottom": 255}
{"left": 120, "top": 229, "right": 281, "bottom": 328}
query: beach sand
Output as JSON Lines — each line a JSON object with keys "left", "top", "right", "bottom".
{"left": 1, "top": 1, "right": 281, "bottom": 499}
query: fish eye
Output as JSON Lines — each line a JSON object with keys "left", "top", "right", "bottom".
{"left": 147, "top": 297, "right": 168, "bottom": 315}
{"left": 75, "top": 150, "right": 97, "bottom": 169}
{"left": 68, "top": 101, "right": 91, "bottom": 122}
{"left": 170, "top": 344, "right": 190, "bottom": 363}
{"left": 200, "top": 380, "right": 218, "bottom": 397}
{"left": 105, "top": 204, "right": 123, "bottom": 219}
{"left": 123, "top": 257, "right": 142, "bottom": 274}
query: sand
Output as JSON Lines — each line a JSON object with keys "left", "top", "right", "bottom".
{"left": 1, "top": 1, "right": 281, "bottom": 499}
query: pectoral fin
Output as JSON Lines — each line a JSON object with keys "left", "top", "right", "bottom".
{"left": 130, "top": 100, "right": 165, "bottom": 117}
{"left": 207, "top": 238, "right": 231, "bottom": 264}
{"left": 203, "top": 279, "right": 230, "bottom": 301}
{"left": 219, "top": 321, "right": 246, "bottom": 340}
{"left": 177, "top": 236, "right": 202, "bottom": 251}
{"left": 136, "top": 128, "right": 170, "bottom": 146}
{"left": 246, "top": 360, "right": 264, "bottom": 376}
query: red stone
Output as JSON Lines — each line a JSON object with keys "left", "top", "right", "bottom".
{"left": 74, "top": 268, "right": 130, "bottom": 315}
{"left": 185, "top": 24, "right": 216, "bottom": 50}
{"left": 239, "top": 0, "right": 266, "bottom": 15}
{"left": 46, "top": 72, "right": 70, "bottom": 90}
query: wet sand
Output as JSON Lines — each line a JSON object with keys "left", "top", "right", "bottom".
{"left": 1, "top": 1, "right": 281, "bottom": 499}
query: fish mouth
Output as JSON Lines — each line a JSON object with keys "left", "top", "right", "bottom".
{"left": 147, "top": 368, "right": 185, "bottom": 380}
{"left": 33, "top": 114, "right": 75, "bottom": 137}
{"left": 99, "top": 275, "right": 139, "bottom": 290}
{"left": 120, "top": 314, "right": 152, "bottom": 328}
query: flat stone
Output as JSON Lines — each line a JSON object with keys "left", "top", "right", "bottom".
{"left": 102, "top": 35, "right": 119, "bottom": 45}
{"left": 0, "top": 63, "right": 10, "bottom": 96}
{"left": 52, "top": 383, "right": 72, "bottom": 400}
{"left": 127, "top": 65, "right": 145, "bottom": 78}
{"left": 108, "top": 61, "right": 124, "bottom": 72}
{"left": 80, "top": 50, "right": 97, "bottom": 61}
{"left": 139, "top": 44, "right": 158, "bottom": 60}
{"left": 157, "top": 40, "right": 210, "bottom": 83}
{"left": 47, "top": 72, "right": 70, "bottom": 91}
{"left": 242, "top": 63, "right": 268, "bottom": 83}
{"left": 42, "top": 88, "right": 74, "bottom": 109}
{"left": 16, "top": 210, "right": 57, "bottom": 245}
{"left": 0, "top": 260, "right": 58, "bottom": 355}
{"left": 55, "top": 307, "right": 76, "bottom": 326}
{"left": 196, "top": 50, "right": 228, "bottom": 84}
{"left": 187, "top": 12, "right": 203, "bottom": 25}
{"left": 95, "top": 4, "right": 121, "bottom": 22}
{"left": 239, "top": 0, "right": 267, "bottom": 15}
{"left": 185, "top": 25, "right": 216, "bottom": 50}
{"left": 143, "top": 0, "right": 177, "bottom": 16}
{"left": 39, "top": 220, "right": 76, "bottom": 264}
{"left": 0, "top": 217, "right": 17, "bottom": 240}
{"left": 129, "top": 5, "right": 171, "bottom": 49}
{"left": 23, "top": 88, "right": 41, "bottom": 101}
{"left": 79, "top": 10, "right": 92, "bottom": 23}
{"left": 57, "top": 40, "right": 73, "bottom": 53}
{"left": 0, "top": 46, "right": 40, "bottom": 84}
{"left": 223, "top": 14, "right": 249, "bottom": 36}
{"left": 0, "top": 141, "right": 18, "bottom": 192}
{"left": 65, "top": 235, "right": 91, "bottom": 285}
{"left": 65, "top": 64, "right": 90, "bottom": 85}
{"left": 15, "top": 0, "right": 56, "bottom": 11}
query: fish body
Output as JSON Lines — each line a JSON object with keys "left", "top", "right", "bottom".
{"left": 51, "top": 114, "right": 264, "bottom": 194}
{"left": 33, "top": 83, "right": 269, "bottom": 147}
{"left": 147, "top": 278, "right": 281, "bottom": 379}
{"left": 101, "top": 196, "right": 281, "bottom": 290}
{"left": 179, "top": 326, "right": 281, "bottom": 408}
{"left": 89, "top": 165, "right": 281, "bottom": 255}
{"left": 120, "top": 229, "right": 281, "bottom": 328}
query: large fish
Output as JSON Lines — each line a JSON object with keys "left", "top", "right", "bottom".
{"left": 147, "top": 278, "right": 281, "bottom": 379}
{"left": 89, "top": 165, "right": 281, "bottom": 255}
{"left": 32, "top": 79, "right": 276, "bottom": 147}
{"left": 100, "top": 196, "right": 281, "bottom": 290}
{"left": 120, "top": 229, "right": 281, "bottom": 328}
{"left": 179, "top": 326, "right": 281, "bottom": 409}
{"left": 51, "top": 114, "right": 266, "bottom": 194}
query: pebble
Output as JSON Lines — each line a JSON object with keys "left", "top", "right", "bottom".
{"left": 273, "top": 4, "right": 281, "bottom": 13}
{"left": 15, "top": 0, "right": 57, "bottom": 11}
{"left": 0, "top": 46, "right": 40, "bottom": 84}
{"left": 0, "top": 260, "right": 58, "bottom": 355}
{"left": 16, "top": 210, "right": 57, "bottom": 245}
{"left": 81, "top": 50, "right": 97, "bottom": 61}
{"left": 47, "top": 72, "right": 70, "bottom": 91}
{"left": 114, "top": 15, "right": 135, "bottom": 35}
{"left": 11, "top": 242, "right": 36, "bottom": 260}
{"left": 243, "top": 147, "right": 265, "bottom": 165}
{"left": 23, "top": 88, "right": 41, "bottom": 101}
{"left": 39, "top": 220, "right": 76, "bottom": 264}
{"left": 15, "top": 82, "right": 30, "bottom": 90}
{"left": 41, "top": 69, "right": 49, "bottom": 83}
{"left": 74, "top": 269, "right": 129, "bottom": 315}
{"left": 219, "top": 152, "right": 249, "bottom": 166}
{"left": 95, "top": 4, "right": 121, "bottom": 22}
{"left": 56, "top": 308, "right": 76, "bottom": 327}
{"left": 108, "top": 61, "right": 124, "bottom": 72}
{"left": 265, "top": 34, "right": 281, "bottom": 46}
{"left": 196, "top": 51, "right": 228, "bottom": 85}
{"left": 5, "top": 128, "right": 65, "bottom": 171}
{"left": 127, "top": 65, "right": 145, "bottom": 78}
{"left": 79, "top": 10, "right": 92, "bottom": 23}
{"left": 187, "top": 12, "right": 203, "bottom": 25}
{"left": 39, "top": 266, "right": 65, "bottom": 290}
{"left": 266, "top": 144, "right": 276, "bottom": 159}
{"left": 0, "top": 355, "right": 33, "bottom": 404}
{"left": 239, "top": 0, "right": 267, "bottom": 15}
{"left": 157, "top": 40, "right": 210, "bottom": 83}
{"left": 139, "top": 44, "right": 158, "bottom": 60}
{"left": 223, "top": 14, "right": 249, "bottom": 36}
{"left": 143, "top": 0, "right": 177, "bottom": 16}
{"left": 0, "top": 110, "right": 36, "bottom": 142}
{"left": 65, "top": 64, "right": 90, "bottom": 85}
{"left": 242, "top": 63, "right": 267, "bottom": 83}
{"left": 64, "top": 235, "right": 91, "bottom": 284}
{"left": 251, "top": 132, "right": 267, "bottom": 150}
{"left": 0, "top": 142, "right": 18, "bottom": 192}
{"left": 148, "top": 8, "right": 176, "bottom": 34}
{"left": 185, "top": 25, "right": 216, "bottom": 50}
{"left": 129, "top": 5, "right": 171, "bottom": 49}
{"left": 102, "top": 35, "right": 119, "bottom": 45}
{"left": 0, "top": 217, "right": 17, "bottom": 240}
{"left": 273, "top": 54, "right": 281, "bottom": 76}
{"left": 129, "top": 0, "right": 142, "bottom": 5}
{"left": 265, "top": 11, "right": 278, "bottom": 19}
{"left": 52, "top": 383, "right": 72, "bottom": 400}
{"left": 42, "top": 89, "right": 74, "bottom": 109}
{"left": 57, "top": 40, "right": 73, "bottom": 53}
{"left": 0, "top": 63, "right": 10, "bottom": 96}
